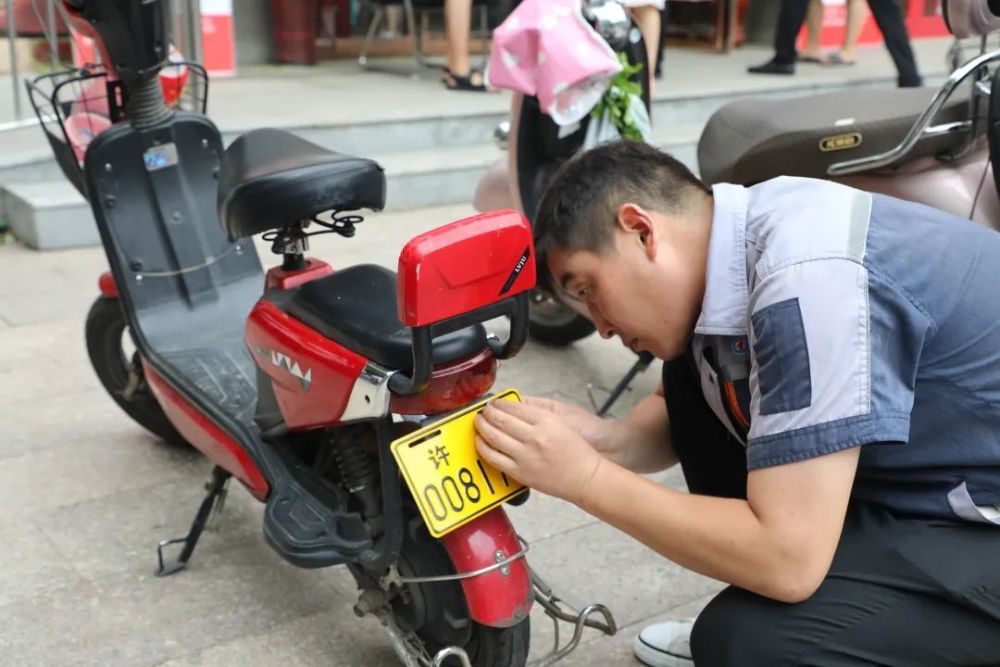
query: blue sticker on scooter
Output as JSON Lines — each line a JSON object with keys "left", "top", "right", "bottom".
{"left": 143, "top": 143, "right": 179, "bottom": 171}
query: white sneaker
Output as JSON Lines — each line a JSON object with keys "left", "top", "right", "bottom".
{"left": 633, "top": 619, "right": 695, "bottom": 667}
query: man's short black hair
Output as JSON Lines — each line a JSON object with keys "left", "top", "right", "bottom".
{"left": 533, "top": 141, "right": 709, "bottom": 291}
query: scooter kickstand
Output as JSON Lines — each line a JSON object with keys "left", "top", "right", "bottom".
{"left": 589, "top": 351, "right": 655, "bottom": 417}
{"left": 155, "top": 466, "right": 231, "bottom": 577}
{"left": 528, "top": 567, "right": 618, "bottom": 666}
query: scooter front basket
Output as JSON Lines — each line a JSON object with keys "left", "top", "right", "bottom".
{"left": 25, "top": 61, "right": 208, "bottom": 197}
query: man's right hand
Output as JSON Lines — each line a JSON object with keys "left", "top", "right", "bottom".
{"left": 523, "top": 388, "right": 675, "bottom": 474}
{"left": 524, "top": 395, "right": 620, "bottom": 453}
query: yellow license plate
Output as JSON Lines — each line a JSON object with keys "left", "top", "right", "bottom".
{"left": 391, "top": 389, "right": 526, "bottom": 538}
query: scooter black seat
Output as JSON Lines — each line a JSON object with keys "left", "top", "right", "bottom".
{"left": 219, "top": 128, "right": 386, "bottom": 239}
{"left": 279, "top": 264, "right": 489, "bottom": 371}
{"left": 698, "top": 87, "right": 972, "bottom": 185}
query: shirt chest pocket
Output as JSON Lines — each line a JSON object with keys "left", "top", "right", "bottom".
{"left": 697, "top": 359, "right": 747, "bottom": 445}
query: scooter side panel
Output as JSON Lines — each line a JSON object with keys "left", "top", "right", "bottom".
{"left": 143, "top": 361, "right": 270, "bottom": 500}
{"left": 246, "top": 300, "right": 366, "bottom": 431}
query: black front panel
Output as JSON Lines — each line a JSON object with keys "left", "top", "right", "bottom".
{"left": 84, "top": 112, "right": 263, "bottom": 431}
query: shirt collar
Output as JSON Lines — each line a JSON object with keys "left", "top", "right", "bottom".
{"left": 694, "top": 183, "right": 750, "bottom": 336}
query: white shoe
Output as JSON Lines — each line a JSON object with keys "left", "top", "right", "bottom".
{"left": 633, "top": 619, "right": 695, "bottom": 667}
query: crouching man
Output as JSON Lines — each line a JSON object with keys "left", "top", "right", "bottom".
{"left": 475, "top": 141, "right": 1000, "bottom": 666}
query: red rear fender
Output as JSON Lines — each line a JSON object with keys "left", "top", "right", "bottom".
{"left": 441, "top": 508, "right": 532, "bottom": 628}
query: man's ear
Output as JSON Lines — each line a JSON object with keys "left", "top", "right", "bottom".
{"left": 616, "top": 203, "right": 657, "bottom": 259}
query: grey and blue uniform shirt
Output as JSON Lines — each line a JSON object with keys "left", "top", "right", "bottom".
{"left": 691, "top": 176, "right": 1000, "bottom": 524}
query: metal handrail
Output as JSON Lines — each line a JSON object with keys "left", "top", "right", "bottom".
{"left": 3, "top": 0, "right": 61, "bottom": 128}
{"left": 828, "top": 49, "right": 1000, "bottom": 176}
{"left": 923, "top": 120, "right": 975, "bottom": 137}
{"left": 6, "top": 0, "right": 21, "bottom": 121}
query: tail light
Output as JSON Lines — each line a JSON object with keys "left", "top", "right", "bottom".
{"left": 390, "top": 349, "right": 497, "bottom": 415}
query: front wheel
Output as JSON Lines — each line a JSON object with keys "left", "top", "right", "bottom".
{"left": 528, "top": 289, "right": 596, "bottom": 346}
{"left": 85, "top": 296, "right": 187, "bottom": 446}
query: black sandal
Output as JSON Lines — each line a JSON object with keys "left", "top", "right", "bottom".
{"left": 443, "top": 68, "right": 487, "bottom": 92}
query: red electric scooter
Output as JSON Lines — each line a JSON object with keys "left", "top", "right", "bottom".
{"left": 27, "top": 2, "right": 616, "bottom": 665}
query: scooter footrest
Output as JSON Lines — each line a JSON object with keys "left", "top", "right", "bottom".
{"left": 263, "top": 484, "right": 372, "bottom": 568}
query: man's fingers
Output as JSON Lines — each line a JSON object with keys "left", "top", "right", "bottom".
{"left": 475, "top": 413, "right": 527, "bottom": 456}
{"left": 476, "top": 436, "right": 516, "bottom": 473}
{"left": 488, "top": 399, "right": 546, "bottom": 424}
{"left": 480, "top": 403, "right": 535, "bottom": 440}
{"left": 524, "top": 395, "right": 558, "bottom": 412}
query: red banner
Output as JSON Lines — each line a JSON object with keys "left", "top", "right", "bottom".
{"left": 200, "top": 0, "right": 236, "bottom": 76}
{"left": 799, "top": 0, "right": 949, "bottom": 49}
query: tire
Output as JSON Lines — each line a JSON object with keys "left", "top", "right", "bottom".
{"left": 389, "top": 516, "right": 531, "bottom": 667}
{"left": 85, "top": 296, "right": 187, "bottom": 446}
{"left": 528, "top": 289, "right": 596, "bottom": 346}
{"left": 456, "top": 620, "right": 530, "bottom": 667}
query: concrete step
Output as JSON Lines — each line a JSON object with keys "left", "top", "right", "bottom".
{"left": 0, "top": 116, "right": 512, "bottom": 188}
{"left": 0, "top": 125, "right": 68, "bottom": 185}
{"left": 2, "top": 181, "right": 91, "bottom": 250}
{"left": 380, "top": 143, "right": 499, "bottom": 211}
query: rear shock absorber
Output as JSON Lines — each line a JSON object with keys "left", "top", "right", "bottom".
{"left": 332, "top": 428, "right": 382, "bottom": 533}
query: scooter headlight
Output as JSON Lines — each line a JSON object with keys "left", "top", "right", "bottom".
{"left": 582, "top": 0, "right": 630, "bottom": 51}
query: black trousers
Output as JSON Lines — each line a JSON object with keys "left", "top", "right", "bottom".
{"left": 662, "top": 355, "right": 1000, "bottom": 666}
{"left": 772, "top": 0, "right": 922, "bottom": 87}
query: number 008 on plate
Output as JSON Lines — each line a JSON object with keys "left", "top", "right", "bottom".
{"left": 390, "top": 389, "right": 526, "bottom": 538}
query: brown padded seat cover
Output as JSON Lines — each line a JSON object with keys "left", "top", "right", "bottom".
{"left": 698, "top": 87, "right": 972, "bottom": 186}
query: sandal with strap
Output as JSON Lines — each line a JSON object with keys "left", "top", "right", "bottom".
{"left": 443, "top": 68, "right": 487, "bottom": 92}
{"left": 825, "top": 52, "right": 857, "bottom": 66}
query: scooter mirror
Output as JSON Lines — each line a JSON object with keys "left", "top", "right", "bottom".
{"left": 582, "top": 0, "right": 630, "bottom": 51}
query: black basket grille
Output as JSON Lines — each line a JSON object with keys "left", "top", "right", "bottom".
{"left": 25, "top": 62, "right": 209, "bottom": 196}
